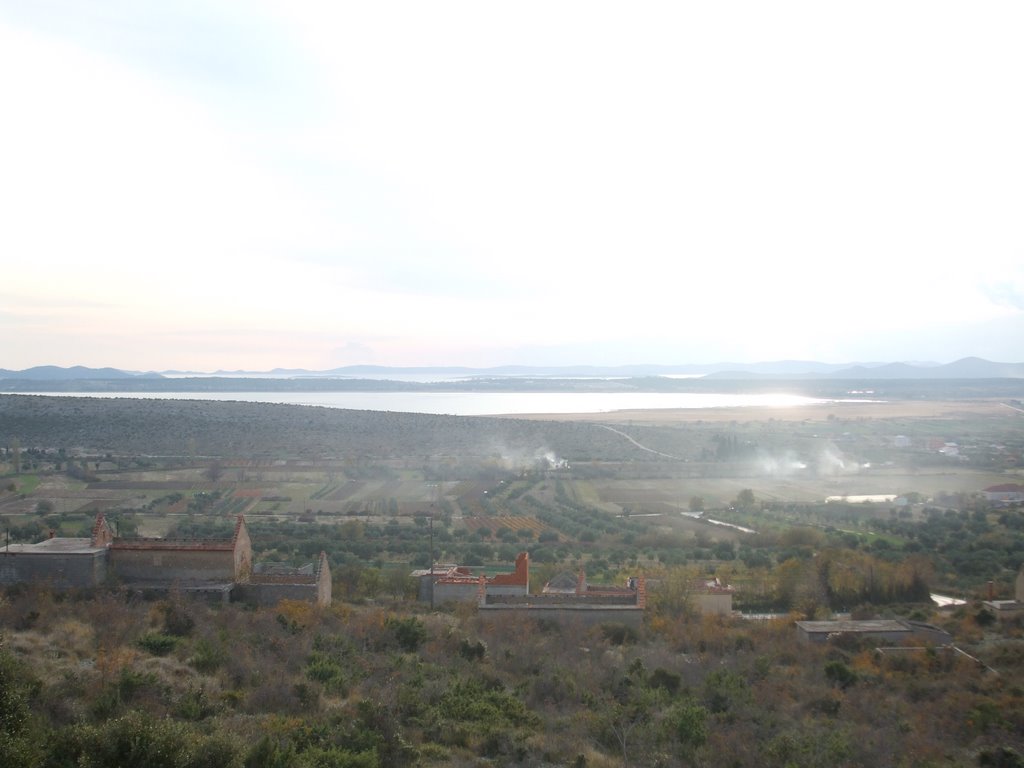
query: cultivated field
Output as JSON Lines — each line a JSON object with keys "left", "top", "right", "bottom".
{"left": 2, "top": 393, "right": 1021, "bottom": 553}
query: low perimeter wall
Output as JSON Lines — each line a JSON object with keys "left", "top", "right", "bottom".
{"left": 478, "top": 603, "right": 644, "bottom": 628}
{"left": 234, "top": 581, "right": 329, "bottom": 607}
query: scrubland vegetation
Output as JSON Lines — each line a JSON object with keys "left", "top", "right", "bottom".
{"left": 2, "top": 392, "right": 1024, "bottom": 766}
{"left": 2, "top": 574, "right": 1024, "bottom": 767}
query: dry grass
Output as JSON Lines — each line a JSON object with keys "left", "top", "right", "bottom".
{"left": 50, "top": 618, "right": 96, "bottom": 659}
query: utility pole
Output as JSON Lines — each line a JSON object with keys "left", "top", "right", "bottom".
{"left": 429, "top": 512, "right": 435, "bottom": 611}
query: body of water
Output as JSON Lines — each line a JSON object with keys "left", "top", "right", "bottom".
{"left": 681, "top": 511, "right": 757, "bottom": 534}
{"left": 12, "top": 391, "right": 852, "bottom": 416}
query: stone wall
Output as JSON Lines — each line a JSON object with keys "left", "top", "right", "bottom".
{"left": 433, "top": 580, "right": 480, "bottom": 604}
{"left": 487, "top": 593, "right": 639, "bottom": 606}
{"left": 316, "top": 552, "right": 331, "bottom": 606}
{"left": 477, "top": 603, "right": 644, "bottom": 628}
{"left": 233, "top": 517, "right": 253, "bottom": 580}
{"left": 109, "top": 546, "right": 236, "bottom": 583}
{"left": 234, "top": 582, "right": 321, "bottom": 606}
{"left": 235, "top": 552, "right": 331, "bottom": 607}
{"left": 694, "top": 592, "right": 732, "bottom": 615}
{"left": 108, "top": 515, "right": 250, "bottom": 585}
{"left": 486, "top": 583, "right": 529, "bottom": 597}
{"left": 0, "top": 550, "right": 107, "bottom": 589}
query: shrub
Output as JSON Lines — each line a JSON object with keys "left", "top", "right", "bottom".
{"left": 0, "top": 640, "right": 39, "bottom": 768}
{"left": 601, "top": 623, "right": 638, "bottom": 646}
{"left": 672, "top": 700, "right": 709, "bottom": 752}
{"left": 295, "top": 746, "right": 378, "bottom": 768}
{"left": 190, "top": 637, "right": 227, "bottom": 673}
{"left": 421, "top": 676, "right": 538, "bottom": 754}
{"left": 459, "top": 638, "right": 487, "bottom": 661}
{"left": 137, "top": 632, "right": 178, "bottom": 656}
{"left": 824, "top": 660, "right": 858, "bottom": 690}
{"left": 174, "top": 685, "right": 218, "bottom": 721}
{"left": 245, "top": 736, "right": 297, "bottom": 768}
{"left": 117, "top": 668, "right": 161, "bottom": 703}
{"left": 306, "top": 653, "right": 346, "bottom": 695}
{"left": 161, "top": 601, "right": 196, "bottom": 637}
{"left": 46, "top": 710, "right": 216, "bottom": 768}
{"left": 648, "top": 668, "right": 681, "bottom": 695}
{"left": 979, "top": 747, "right": 1024, "bottom": 768}
{"left": 386, "top": 616, "right": 426, "bottom": 652}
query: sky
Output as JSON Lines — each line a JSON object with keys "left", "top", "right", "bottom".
{"left": 1, "top": 1, "right": 1022, "bottom": 372}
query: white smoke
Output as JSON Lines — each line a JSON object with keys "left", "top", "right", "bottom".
{"left": 756, "top": 449, "right": 809, "bottom": 477}
{"left": 815, "top": 445, "right": 858, "bottom": 476}
{"left": 485, "top": 443, "right": 568, "bottom": 471}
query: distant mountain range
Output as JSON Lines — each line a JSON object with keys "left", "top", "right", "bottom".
{"left": 2, "top": 357, "right": 1023, "bottom": 381}
{"left": 0, "top": 365, "right": 165, "bottom": 381}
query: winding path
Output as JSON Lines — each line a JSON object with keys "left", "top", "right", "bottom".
{"left": 595, "top": 424, "right": 681, "bottom": 460}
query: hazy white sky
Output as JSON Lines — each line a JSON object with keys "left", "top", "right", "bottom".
{"left": 2, "top": 1, "right": 1022, "bottom": 371}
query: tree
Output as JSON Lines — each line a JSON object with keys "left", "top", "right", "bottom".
{"left": 359, "top": 568, "right": 382, "bottom": 599}
{"left": 600, "top": 693, "right": 652, "bottom": 768}
{"left": 385, "top": 568, "right": 414, "bottom": 600}
{"left": 205, "top": 460, "right": 224, "bottom": 482}
{"left": 735, "top": 489, "right": 756, "bottom": 510}
{"left": 594, "top": 661, "right": 660, "bottom": 768}
{"left": 8, "top": 438, "right": 20, "bottom": 475}
{"left": 671, "top": 700, "right": 708, "bottom": 764}
{"left": 649, "top": 565, "right": 697, "bottom": 621}
{"left": 689, "top": 496, "right": 705, "bottom": 513}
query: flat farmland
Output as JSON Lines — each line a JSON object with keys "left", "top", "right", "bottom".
{"left": 582, "top": 465, "right": 1016, "bottom": 512}
{"left": 462, "top": 516, "right": 547, "bottom": 534}
{"left": 4, "top": 453, "right": 1016, "bottom": 535}
{"left": 2, "top": 392, "right": 1021, "bottom": 556}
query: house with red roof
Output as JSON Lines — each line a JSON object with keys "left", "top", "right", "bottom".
{"left": 982, "top": 484, "right": 1024, "bottom": 505}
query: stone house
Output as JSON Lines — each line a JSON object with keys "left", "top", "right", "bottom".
{"left": 481, "top": 569, "right": 647, "bottom": 628}
{"left": 692, "top": 576, "right": 735, "bottom": 615}
{"left": 109, "top": 514, "right": 252, "bottom": 588}
{"left": 1, "top": 514, "right": 328, "bottom": 606}
{"left": 235, "top": 551, "right": 332, "bottom": 607}
{"left": 981, "top": 564, "right": 1024, "bottom": 619}
{"left": 0, "top": 514, "right": 114, "bottom": 589}
{"left": 413, "top": 551, "right": 530, "bottom": 605}
{"left": 795, "top": 619, "right": 952, "bottom": 645}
